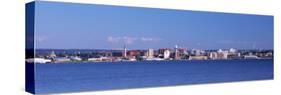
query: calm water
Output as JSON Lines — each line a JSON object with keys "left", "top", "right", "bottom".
{"left": 35, "top": 59, "right": 273, "bottom": 94}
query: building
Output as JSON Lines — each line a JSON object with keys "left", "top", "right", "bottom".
{"left": 178, "top": 48, "right": 187, "bottom": 54}
{"left": 189, "top": 56, "right": 208, "bottom": 60}
{"left": 158, "top": 48, "right": 171, "bottom": 54}
{"left": 174, "top": 45, "right": 179, "bottom": 60}
{"left": 49, "top": 51, "right": 56, "bottom": 58}
{"left": 191, "top": 49, "right": 205, "bottom": 56}
{"left": 229, "top": 48, "right": 237, "bottom": 53}
{"left": 158, "top": 48, "right": 171, "bottom": 58}
{"left": 227, "top": 48, "right": 241, "bottom": 59}
{"left": 123, "top": 45, "right": 127, "bottom": 58}
{"left": 70, "top": 56, "right": 82, "bottom": 61}
{"left": 163, "top": 49, "right": 171, "bottom": 59}
{"left": 209, "top": 52, "right": 218, "bottom": 60}
{"left": 127, "top": 50, "right": 141, "bottom": 57}
{"left": 217, "top": 49, "right": 228, "bottom": 59}
{"left": 177, "top": 48, "right": 187, "bottom": 59}
{"left": 146, "top": 49, "right": 154, "bottom": 58}
{"left": 88, "top": 57, "right": 112, "bottom": 62}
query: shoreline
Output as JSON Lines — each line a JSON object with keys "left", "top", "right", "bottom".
{"left": 30, "top": 58, "right": 273, "bottom": 64}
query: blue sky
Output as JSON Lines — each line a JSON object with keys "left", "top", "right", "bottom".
{"left": 34, "top": 1, "right": 273, "bottom": 50}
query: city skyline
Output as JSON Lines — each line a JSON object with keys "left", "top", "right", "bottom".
{"left": 35, "top": 1, "right": 273, "bottom": 50}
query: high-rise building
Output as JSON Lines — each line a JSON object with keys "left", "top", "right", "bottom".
{"left": 158, "top": 48, "right": 171, "bottom": 54}
{"left": 146, "top": 49, "right": 154, "bottom": 58}
{"left": 174, "top": 45, "right": 179, "bottom": 60}
{"left": 123, "top": 45, "right": 127, "bottom": 58}
{"left": 163, "top": 49, "right": 170, "bottom": 59}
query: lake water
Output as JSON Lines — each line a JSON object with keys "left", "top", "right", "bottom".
{"left": 34, "top": 59, "right": 273, "bottom": 94}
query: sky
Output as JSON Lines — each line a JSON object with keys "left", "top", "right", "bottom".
{"left": 34, "top": 1, "right": 273, "bottom": 50}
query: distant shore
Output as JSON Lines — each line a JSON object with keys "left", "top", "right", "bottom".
{"left": 27, "top": 58, "right": 273, "bottom": 64}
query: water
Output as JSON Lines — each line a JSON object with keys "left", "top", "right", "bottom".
{"left": 35, "top": 59, "right": 273, "bottom": 94}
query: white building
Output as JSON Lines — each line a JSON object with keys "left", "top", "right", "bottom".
{"left": 146, "top": 49, "right": 154, "bottom": 58}
{"left": 229, "top": 48, "right": 237, "bottom": 53}
{"left": 123, "top": 45, "right": 127, "bottom": 58}
{"left": 174, "top": 45, "right": 179, "bottom": 59}
{"left": 49, "top": 51, "right": 56, "bottom": 58}
{"left": 192, "top": 49, "right": 205, "bottom": 56}
{"left": 88, "top": 56, "right": 112, "bottom": 62}
{"left": 163, "top": 49, "right": 170, "bottom": 59}
{"left": 209, "top": 52, "right": 218, "bottom": 60}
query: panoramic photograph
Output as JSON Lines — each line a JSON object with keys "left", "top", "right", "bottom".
{"left": 26, "top": 1, "right": 273, "bottom": 94}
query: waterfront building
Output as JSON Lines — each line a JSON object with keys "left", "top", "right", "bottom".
{"left": 49, "top": 51, "right": 56, "bottom": 58}
{"left": 158, "top": 48, "right": 171, "bottom": 58}
{"left": 174, "top": 45, "right": 179, "bottom": 60}
{"left": 88, "top": 57, "right": 112, "bottom": 62}
{"left": 265, "top": 52, "right": 273, "bottom": 57}
{"left": 209, "top": 52, "right": 218, "bottom": 60}
{"left": 237, "top": 53, "right": 241, "bottom": 57}
{"left": 178, "top": 48, "right": 188, "bottom": 55}
{"left": 127, "top": 50, "right": 141, "bottom": 57}
{"left": 127, "top": 57, "right": 137, "bottom": 61}
{"left": 189, "top": 56, "right": 208, "bottom": 60}
{"left": 163, "top": 49, "right": 171, "bottom": 59}
{"left": 158, "top": 48, "right": 171, "bottom": 54}
{"left": 217, "top": 49, "right": 228, "bottom": 59}
{"left": 229, "top": 48, "right": 237, "bottom": 53}
{"left": 123, "top": 45, "right": 127, "bottom": 58}
{"left": 191, "top": 49, "right": 205, "bottom": 56}
{"left": 70, "top": 56, "right": 82, "bottom": 61}
{"left": 244, "top": 52, "right": 259, "bottom": 59}
{"left": 217, "top": 49, "right": 223, "bottom": 53}
{"left": 146, "top": 49, "right": 154, "bottom": 58}
{"left": 177, "top": 48, "right": 188, "bottom": 59}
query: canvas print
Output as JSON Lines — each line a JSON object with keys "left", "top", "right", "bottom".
{"left": 25, "top": 1, "right": 274, "bottom": 94}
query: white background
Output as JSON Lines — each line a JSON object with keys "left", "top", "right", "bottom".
{"left": 0, "top": 0, "right": 280, "bottom": 95}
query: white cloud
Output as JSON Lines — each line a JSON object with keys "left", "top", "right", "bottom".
{"left": 123, "top": 36, "right": 138, "bottom": 44}
{"left": 140, "top": 37, "right": 161, "bottom": 42}
{"left": 35, "top": 36, "right": 47, "bottom": 43}
{"left": 107, "top": 36, "right": 161, "bottom": 44}
{"left": 216, "top": 40, "right": 253, "bottom": 45}
{"left": 216, "top": 40, "right": 236, "bottom": 44}
{"left": 107, "top": 36, "right": 120, "bottom": 43}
